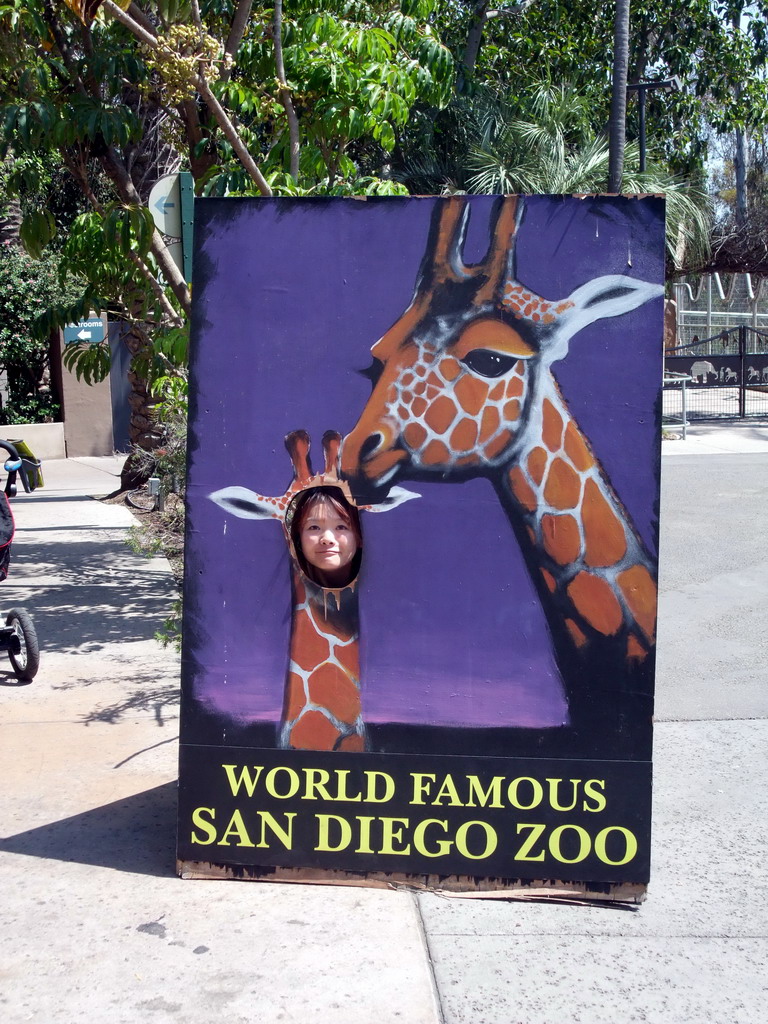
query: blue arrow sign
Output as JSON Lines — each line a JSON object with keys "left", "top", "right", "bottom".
{"left": 154, "top": 197, "right": 176, "bottom": 216}
{"left": 63, "top": 317, "right": 106, "bottom": 346}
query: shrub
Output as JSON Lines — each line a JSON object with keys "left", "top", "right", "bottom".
{"left": 0, "top": 244, "right": 64, "bottom": 424}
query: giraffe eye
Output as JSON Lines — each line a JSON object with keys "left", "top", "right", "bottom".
{"left": 461, "top": 349, "right": 518, "bottom": 379}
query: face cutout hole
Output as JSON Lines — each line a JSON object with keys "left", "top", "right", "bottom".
{"left": 288, "top": 486, "right": 363, "bottom": 589}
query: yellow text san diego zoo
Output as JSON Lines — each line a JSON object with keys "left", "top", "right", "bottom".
{"left": 186, "top": 764, "right": 639, "bottom": 864}
{"left": 189, "top": 809, "right": 638, "bottom": 865}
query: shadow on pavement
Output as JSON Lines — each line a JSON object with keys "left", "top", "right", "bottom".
{"left": 0, "top": 782, "right": 178, "bottom": 877}
{"left": 1, "top": 536, "right": 177, "bottom": 654}
{"left": 79, "top": 685, "right": 180, "bottom": 725}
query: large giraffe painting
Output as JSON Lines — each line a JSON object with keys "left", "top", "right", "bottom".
{"left": 178, "top": 195, "right": 663, "bottom": 892}
{"left": 341, "top": 196, "right": 662, "bottom": 754}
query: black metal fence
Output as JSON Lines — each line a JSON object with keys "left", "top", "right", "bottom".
{"left": 664, "top": 326, "right": 768, "bottom": 420}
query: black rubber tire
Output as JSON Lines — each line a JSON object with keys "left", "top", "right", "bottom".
{"left": 6, "top": 608, "right": 40, "bottom": 682}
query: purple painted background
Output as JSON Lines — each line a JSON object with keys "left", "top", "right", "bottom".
{"left": 182, "top": 195, "right": 664, "bottom": 733}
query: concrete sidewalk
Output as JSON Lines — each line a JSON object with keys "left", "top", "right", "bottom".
{"left": 1, "top": 432, "right": 767, "bottom": 1024}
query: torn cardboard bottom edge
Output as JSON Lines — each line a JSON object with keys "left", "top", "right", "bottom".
{"left": 177, "top": 861, "right": 647, "bottom": 905}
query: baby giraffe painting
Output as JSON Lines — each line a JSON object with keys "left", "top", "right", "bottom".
{"left": 210, "top": 429, "right": 416, "bottom": 751}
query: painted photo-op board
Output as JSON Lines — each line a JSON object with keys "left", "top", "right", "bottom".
{"left": 177, "top": 194, "right": 664, "bottom": 898}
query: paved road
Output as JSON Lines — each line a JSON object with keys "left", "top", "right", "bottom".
{"left": 0, "top": 433, "right": 766, "bottom": 1024}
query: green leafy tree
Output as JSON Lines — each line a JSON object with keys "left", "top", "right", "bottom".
{"left": 433, "top": 0, "right": 768, "bottom": 181}
{"left": 0, "top": 244, "right": 78, "bottom": 424}
{"left": 398, "top": 84, "right": 712, "bottom": 273}
{"left": 0, "top": 0, "right": 454, "bottom": 445}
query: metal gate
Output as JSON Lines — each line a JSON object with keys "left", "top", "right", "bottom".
{"left": 664, "top": 325, "right": 768, "bottom": 420}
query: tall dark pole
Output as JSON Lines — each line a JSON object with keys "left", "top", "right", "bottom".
{"left": 637, "top": 86, "right": 646, "bottom": 171}
{"left": 608, "top": 0, "right": 630, "bottom": 192}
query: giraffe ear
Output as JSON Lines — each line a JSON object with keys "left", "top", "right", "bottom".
{"left": 544, "top": 275, "right": 664, "bottom": 363}
{"left": 567, "top": 275, "right": 664, "bottom": 330}
{"left": 209, "top": 486, "right": 282, "bottom": 520}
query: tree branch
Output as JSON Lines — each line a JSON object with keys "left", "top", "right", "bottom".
{"left": 61, "top": 150, "right": 183, "bottom": 325}
{"left": 100, "top": 143, "right": 192, "bottom": 316}
{"left": 274, "top": 0, "right": 300, "bottom": 179}
{"left": 190, "top": 0, "right": 203, "bottom": 32}
{"left": 102, "top": 0, "right": 272, "bottom": 196}
{"left": 127, "top": 251, "right": 186, "bottom": 325}
{"left": 127, "top": 3, "right": 156, "bottom": 36}
{"left": 220, "top": 0, "right": 254, "bottom": 84}
{"left": 194, "top": 76, "right": 273, "bottom": 195}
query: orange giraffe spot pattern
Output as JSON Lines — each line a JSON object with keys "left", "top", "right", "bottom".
{"left": 339, "top": 733, "right": 366, "bottom": 752}
{"left": 309, "top": 662, "right": 362, "bottom": 726}
{"left": 527, "top": 446, "right": 548, "bottom": 486}
{"left": 627, "top": 634, "right": 647, "bottom": 660}
{"left": 543, "top": 457, "right": 582, "bottom": 510}
{"left": 284, "top": 671, "right": 307, "bottom": 725}
{"left": 454, "top": 374, "right": 488, "bottom": 417}
{"left": 618, "top": 564, "right": 657, "bottom": 643}
{"left": 479, "top": 405, "right": 500, "bottom": 441}
{"left": 290, "top": 710, "right": 341, "bottom": 751}
{"left": 541, "top": 512, "right": 581, "bottom": 565}
{"left": 450, "top": 417, "right": 479, "bottom": 451}
{"left": 503, "top": 399, "right": 521, "bottom": 423}
{"left": 422, "top": 438, "right": 452, "bottom": 465}
{"left": 508, "top": 466, "right": 537, "bottom": 512}
{"left": 404, "top": 421, "right": 428, "bottom": 451}
{"left": 335, "top": 639, "right": 361, "bottom": 680}
{"left": 542, "top": 398, "right": 564, "bottom": 451}
{"left": 540, "top": 568, "right": 556, "bottom": 593}
{"left": 484, "top": 428, "right": 513, "bottom": 459}
{"left": 439, "top": 357, "right": 462, "bottom": 381}
{"left": 425, "top": 395, "right": 458, "bottom": 434}
{"left": 506, "top": 374, "right": 525, "bottom": 398}
{"left": 567, "top": 572, "right": 623, "bottom": 636}
{"left": 291, "top": 617, "right": 331, "bottom": 673}
{"left": 564, "top": 420, "right": 594, "bottom": 472}
{"left": 565, "top": 617, "right": 588, "bottom": 648}
{"left": 583, "top": 478, "right": 627, "bottom": 567}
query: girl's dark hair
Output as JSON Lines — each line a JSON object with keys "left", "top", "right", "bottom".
{"left": 288, "top": 486, "right": 363, "bottom": 585}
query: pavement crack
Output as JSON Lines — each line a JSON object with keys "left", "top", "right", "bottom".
{"left": 413, "top": 893, "right": 447, "bottom": 1024}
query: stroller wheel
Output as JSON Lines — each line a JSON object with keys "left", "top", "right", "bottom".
{"left": 6, "top": 608, "right": 40, "bottom": 681}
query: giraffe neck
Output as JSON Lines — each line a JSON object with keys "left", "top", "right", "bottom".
{"left": 501, "top": 376, "right": 657, "bottom": 665}
{"left": 280, "top": 571, "right": 366, "bottom": 751}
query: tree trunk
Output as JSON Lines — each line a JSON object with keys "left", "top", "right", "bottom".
{"left": 608, "top": 0, "right": 630, "bottom": 193}
{"left": 457, "top": 1, "right": 491, "bottom": 93}
{"left": 121, "top": 322, "right": 158, "bottom": 451}
{"left": 0, "top": 156, "right": 22, "bottom": 245}
{"left": 0, "top": 194, "right": 22, "bottom": 247}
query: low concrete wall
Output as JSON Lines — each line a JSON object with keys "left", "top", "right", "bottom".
{"left": 5, "top": 422, "right": 66, "bottom": 460}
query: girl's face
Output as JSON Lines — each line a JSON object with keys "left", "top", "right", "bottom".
{"left": 299, "top": 501, "right": 359, "bottom": 580}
